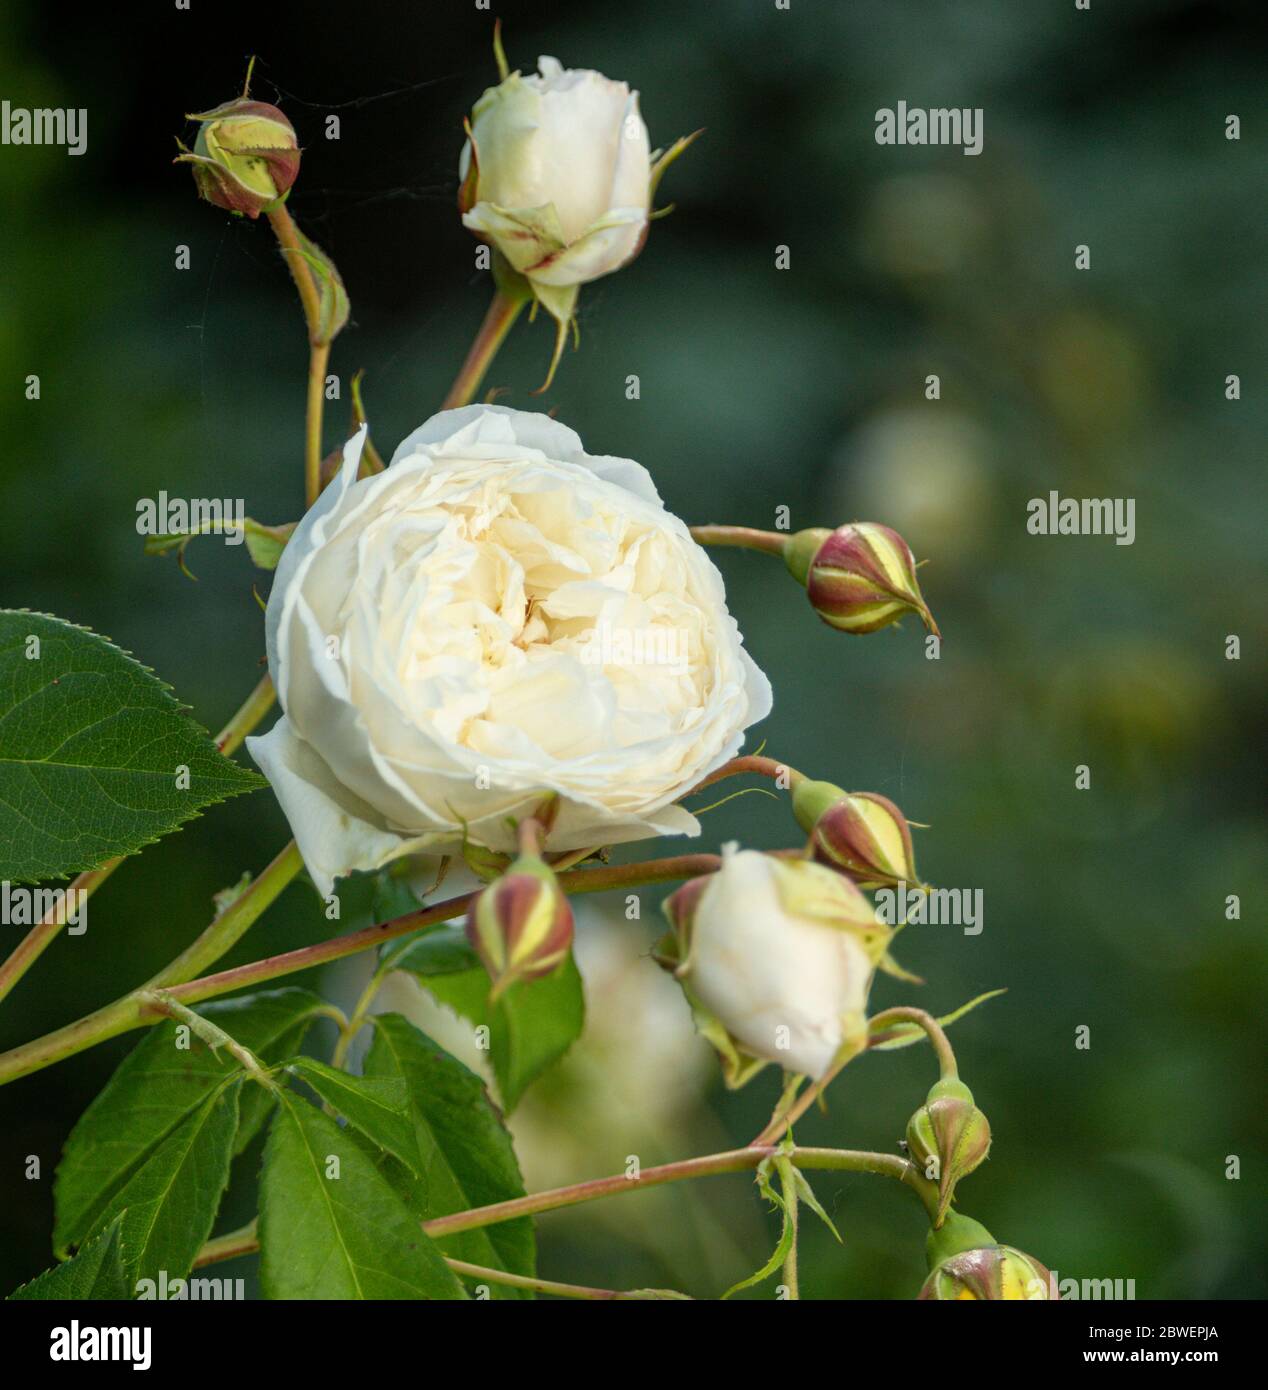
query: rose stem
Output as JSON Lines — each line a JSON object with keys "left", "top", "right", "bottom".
{"left": 441, "top": 288, "right": 525, "bottom": 409}
{"left": 193, "top": 1223, "right": 684, "bottom": 1300}
{"left": 265, "top": 203, "right": 329, "bottom": 508}
{"left": 192, "top": 1145, "right": 938, "bottom": 1273}
{"left": 0, "top": 853, "right": 719, "bottom": 1088}
{"left": 683, "top": 754, "right": 804, "bottom": 799}
{"left": 0, "top": 672, "right": 278, "bottom": 1007}
{"left": 867, "top": 1006, "right": 959, "bottom": 1079}
{"left": 689, "top": 524, "right": 788, "bottom": 557}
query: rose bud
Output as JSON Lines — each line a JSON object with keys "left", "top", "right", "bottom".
{"left": 655, "top": 846, "right": 891, "bottom": 1085}
{"left": 920, "top": 1245, "right": 1057, "bottom": 1301}
{"left": 783, "top": 523, "right": 938, "bottom": 637}
{"left": 918, "top": 1212, "right": 1057, "bottom": 1300}
{"left": 460, "top": 44, "right": 696, "bottom": 387}
{"left": 905, "top": 1077, "right": 992, "bottom": 1225}
{"left": 177, "top": 97, "right": 300, "bottom": 218}
{"left": 792, "top": 778, "right": 919, "bottom": 889}
{"left": 466, "top": 850, "right": 574, "bottom": 1001}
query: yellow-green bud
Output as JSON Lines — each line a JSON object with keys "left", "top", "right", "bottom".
{"left": 177, "top": 97, "right": 300, "bottom": 218}
{"left": 906, "top": 1077, "right": 991, "bottom": 1225}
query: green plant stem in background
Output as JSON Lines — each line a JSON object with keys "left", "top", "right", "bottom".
{"left": 689, "top": 524, "right": 787, "bottom": 557}
{"left": 0, "top": 852, "right": 719, "bottom": 1088}
{"left": 0, "top": 672, "right": 277, "bottom": 1008}
{"left": 213, "top": 672, "right": 275, "bottom": 755}
{"left": 0, "top": 840, "right": 302, "bottom": 1086}
{"left": 0, "top": 862, "right": 118, "bottom": 1008}
{"left": 440, "top": 289, "right": 525, "bottom": 409}
{"left": 146, "top": 840, "right": 302, "bottom": 989}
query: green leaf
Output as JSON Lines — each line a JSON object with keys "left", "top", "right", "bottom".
{"left": 54, "top": 988, "right": 323, "bottom": 1256}
{"left": 8, "top": 1215, "right": 131, "bottom": 1301}
{"left": 89, "top": 1082, "right": 241, "bottom": 1284}
{"left": 0, "top": 610, "right": 265, "bottom": 882}
{"left": 364, "top": 1014, "right": 535, "bottom": 1299}
{"left": 242, "top": 519, "right": 295, "bottom": 570}
{"left": 258, "top": 1090, "right": 466, "bottom": 1300}
{"left": 868, "top": 990, "right": 1008, "bottom": 1051}
{"left": 721, "top": 1157, "right": 796, "bottom": 1300}
{"left": 284, "top": 1057, "right": 418, "bottom": 1171}
{"left": 388, "top": 934, "right": 585, "bottom": 1112}
{"left": 489, "top": 957, "right": 585, "bottom": 1112}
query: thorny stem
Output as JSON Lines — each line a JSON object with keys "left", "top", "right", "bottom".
{"left": 191, "top": 1144, "right": 937, "bottom": 1277}
{"left": 440, "top": 289, "right": 525, "bottom": 410}
{"left": 0, "top": 672, "right": 277, "bottom": 1007}
{"left": 778, "top": 1156, "right": 800, "bottom": 1299}
{"left": 0, "top": 854, "right": 719, "bottom": 1088}
{"left": 689, "top": 524, "right": 788, "bottom": 557}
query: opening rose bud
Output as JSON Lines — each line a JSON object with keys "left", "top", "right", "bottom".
{"left": 919, "top": 1243, "right": 1057, "bottom": 1301}
{"left": 465, "top": 852, "right": 574, "bottom": 1001}
{"left": 657, "top": 846, "right": 891, "bottom": 1085}
{"left": 784, "top": 523, "right": 938, "bottom": 637}
{"left": 905, "top": 1077, "right": 992, "bottom": 1225}
{"left": 177, "top": 97, "right": 300, "bottom": 218}
{"left": 792, "top": 778, "right": 919, "bottom": 889}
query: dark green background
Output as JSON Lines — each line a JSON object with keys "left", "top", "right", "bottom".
{"left": 0, "top": 0, "right": 1264, "bottom": 1299}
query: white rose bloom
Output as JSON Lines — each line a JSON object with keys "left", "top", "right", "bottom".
{"left": 460, "top": 56, "right": 651, "bottom": 300}
{"left": 681, "top": 847, "right": 887, "bottom": 1080}
{"left": 248, "top": 406, "right": 771, "bottom": 897}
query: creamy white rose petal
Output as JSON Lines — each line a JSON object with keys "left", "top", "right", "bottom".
{"left": 248, "top": 406, "right": 771, "bottom": 897}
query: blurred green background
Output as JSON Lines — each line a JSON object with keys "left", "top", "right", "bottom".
{"left": 1, "top": 0, "right": 1264, "bottom": 1299}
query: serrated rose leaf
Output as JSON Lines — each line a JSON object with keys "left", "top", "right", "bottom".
{"left": 0, "top": 610, "right": 265, "bottom": 882}
{"left": 364, "top": 1014, "right": 534, "bottom": 1298}
{"left": 258, "top": 1090, "right": 465, "bottom": 1300}
{"left": 54, "top": 989, "right": 323, "bottom": 1256}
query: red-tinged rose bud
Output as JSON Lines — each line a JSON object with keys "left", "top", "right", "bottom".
{"left": 905, "top": 1077, "right": 992, "bottom": 1225}
{"left": 785, "top": 523, "right": 938, "bottom": 637}
{"left": 792, "top": 779, "right": 918, "bottom": 889}
{"left": 919, "top": 1245, "right": 1057, "bottom": 1301}
{"left": 466, "top": 851, "right": 573, "bottom": 999}
{"left": 176, "top": 97, "right": 300, "bottom": 218}
{"left": 654, "top": 873, "right": 712, "bottom": 972}
{"left": 919, "top": 1212, "right": 1056, "bottom": 1300}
